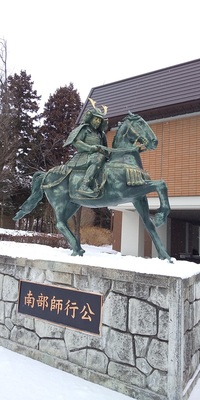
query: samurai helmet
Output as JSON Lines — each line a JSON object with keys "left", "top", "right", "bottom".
{"left": 83, "top": 98, "right": 108, "bottom": 130}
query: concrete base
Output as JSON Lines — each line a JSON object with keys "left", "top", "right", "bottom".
{"left": 0, "top": 255, "right": 200, "bottom": 400}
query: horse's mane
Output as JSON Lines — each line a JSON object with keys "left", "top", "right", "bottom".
{"left": 112, "top": 113, "right": 139, "bottom": 148}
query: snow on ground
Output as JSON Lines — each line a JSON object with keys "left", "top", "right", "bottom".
{"left": 1, "top": 228, "right": 200, "bottom": 278}
{"left": 0, "top": 346, "right": 131, "bottom": 400}
{"left": 0, "top": 340, "right": 200, "bottom": 400}
{"left": 0, "top": 229, "right": 200, "bottom": 399}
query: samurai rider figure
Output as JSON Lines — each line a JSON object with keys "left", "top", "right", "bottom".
{"left": 63, "top": 98, "right": 108, "bottom": 197}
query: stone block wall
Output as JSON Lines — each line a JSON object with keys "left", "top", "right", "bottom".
{"left": 0, "top": 255, "right": 200, "bottom": 400}
{"left": 183, "top": 276, "right": 200, "bottom": 394}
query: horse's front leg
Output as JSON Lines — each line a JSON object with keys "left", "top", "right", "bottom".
{"left": 146, "top": 180, "right": 170, "bottom": 227}
{"left": 133, "top": 196, "right": 172, "bottom": 262}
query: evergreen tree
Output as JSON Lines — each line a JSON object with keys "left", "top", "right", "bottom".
{"left": 0, "top": 39, "right": 20, "bottom": 224}
{"left": 38, "top": 83, "right": 82, "bottom": 170}
{"left": 3, "top": 71, "right": 42, "bottom": 218}
{"left": 7, "top": 70, "right": 41, "bottom": 175}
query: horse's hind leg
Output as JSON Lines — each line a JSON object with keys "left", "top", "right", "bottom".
{"left": 133, "top": 196, "right": 172, "bottom": 262}
{"left": 55, "top": 202, "right": 85, "bottom": 256}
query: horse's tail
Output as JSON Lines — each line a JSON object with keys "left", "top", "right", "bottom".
{"left": 13, "top": 171, "right": 46, "bottom": 220}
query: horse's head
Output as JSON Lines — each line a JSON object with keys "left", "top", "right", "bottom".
{"left": 113, "top": 112, "right": 158, "bottom": 151}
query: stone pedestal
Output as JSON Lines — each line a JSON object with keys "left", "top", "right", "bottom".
{"left": 0, "top": 255, "right": 200, "bottom": 400}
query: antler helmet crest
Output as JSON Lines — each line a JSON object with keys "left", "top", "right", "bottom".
{"left": 83, "top": 98, "right": 108, "bottom": 130}
{"left": 88, "top": 98, "right": 108, "bottom": 116}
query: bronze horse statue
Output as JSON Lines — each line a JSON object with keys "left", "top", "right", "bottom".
{"left": 14, "top": 112, "right": 171, "bottom": 261}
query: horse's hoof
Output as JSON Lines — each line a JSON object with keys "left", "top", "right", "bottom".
{"left": 71, "top": 249, "right": 85, "bottom": 256}
{"left": 161, "top": 255, "right": 174, "bottom": 263}
{"left": 78, "top": 249, "right": 85, "bottom": 256}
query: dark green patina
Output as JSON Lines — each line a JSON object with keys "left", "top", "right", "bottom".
{"left": 14, "top": 110, "right": 171, "bottom": 261}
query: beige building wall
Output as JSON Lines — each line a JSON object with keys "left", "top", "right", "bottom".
{"left": 142, "top": 115, "right": 200, "bottom": 196}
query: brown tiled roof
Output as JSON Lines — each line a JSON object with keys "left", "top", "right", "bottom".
{"left": 77, "top": 59, "right": 200, "bottom": 128}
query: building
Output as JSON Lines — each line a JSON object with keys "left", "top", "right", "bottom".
{"left": 77, "top": 59, "right": 200, "bottom": 259}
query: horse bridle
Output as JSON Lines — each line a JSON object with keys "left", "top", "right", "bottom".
{"left": 124, "top": 119, "right": 148, "bottom": 150}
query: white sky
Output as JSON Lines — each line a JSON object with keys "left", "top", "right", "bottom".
{"left": 0, "top": 0, "right": 200, "bottom": 107}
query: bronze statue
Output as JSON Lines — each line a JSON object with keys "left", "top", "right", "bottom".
{"left": 13, "top": 106, "right": 172, "bottom": 262}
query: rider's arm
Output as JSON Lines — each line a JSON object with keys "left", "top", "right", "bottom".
{"left": 73, "top": 130, "right": 98, "bottom": 153}
{"left": 74, "top": 140, "right": 97, "bottom": 153}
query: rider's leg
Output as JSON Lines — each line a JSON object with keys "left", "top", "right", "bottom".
{"left": 78, "top": 154, "right": 105, "bottom": 196}
{"left": 82, "top": 164, "right": 98, "bottom": 182}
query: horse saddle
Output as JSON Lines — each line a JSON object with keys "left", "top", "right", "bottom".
{"left": 69, "top": 170, "right": 105, "bottom": 200}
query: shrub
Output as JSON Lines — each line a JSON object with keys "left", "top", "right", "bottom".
{"left": 0, "top": 226, "right": 112, "bottom": 248}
